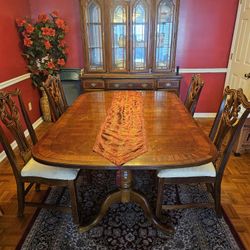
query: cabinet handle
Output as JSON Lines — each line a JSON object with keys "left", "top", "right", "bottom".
{"left": 142, "top": 83, "right": 148, "bottom": 88}
{"left": 244, "top": 73, "right": 250, "bottom": 79}
{"left": 90, "top": 83, "right": 97, "bottom": 87}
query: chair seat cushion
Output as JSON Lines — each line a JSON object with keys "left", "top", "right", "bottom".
{"left": 157, "top": 162, "right": 216, "bottom": 178}
{"left": 21, "top": 158, "right": 79, "bottom": 180}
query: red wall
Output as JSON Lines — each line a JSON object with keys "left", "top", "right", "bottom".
{"left": 0, "top": 0, "right": 30, "bottom": 82}
{"left": 29, "top": 0, "right": 84, "bottom": 68}
{"left": 0, "top": 0, "right": 41, "bottom": 123}
{"left": 177, "top": 0, "right": 238, "bottom": 112}
{"left": 176, "top": 0, "right": 238, "bottom": 68}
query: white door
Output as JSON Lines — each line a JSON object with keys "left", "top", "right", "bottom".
{"left": 226, "top": 0, "right": 250, "bottom": 99}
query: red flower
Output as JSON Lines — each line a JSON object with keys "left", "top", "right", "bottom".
{"left": 55, "top": 18, "right": 65, "bottom": 29}
{"left": 24, "top": 37, "right": 33, "bottom": 47}
{"left": 44, "top": 40, "right": 52, "bottom": 49}
{"left": 59, "top": 40, "right": 66, "bottom": 47}
{"left": 38, "top": 14, "right": 49, "bottom": 23}
{"left": 16, "top": 18, "right": 26, "bottom": 27}
{"left": 25, "top": 24, "right": 34, "bottom": 34}
{"left": 47, "top": 61, "right": 55, "bottom": 69}
{"left": 41, "top": 27, "right": 55, "bottom": 37}
{"left": 51, "top": 11, "right": 59, "bottom": 17}
{"left": 57, "top": 58, "right": 65, "bottom": 66}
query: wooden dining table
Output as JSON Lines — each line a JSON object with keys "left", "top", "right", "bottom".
{"left": 32, "top": 91, "right": 218, "bottom": 233}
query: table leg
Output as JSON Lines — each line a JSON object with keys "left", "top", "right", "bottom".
{"left": 0, "top": 207, "right": 3, "bottom": 216}
{"left": 79, "top": 170, "right": 173, "bottom": 233}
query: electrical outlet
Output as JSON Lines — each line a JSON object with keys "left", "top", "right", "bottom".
{"left": 28, "top": 102, "right": 32, "bottom": 111}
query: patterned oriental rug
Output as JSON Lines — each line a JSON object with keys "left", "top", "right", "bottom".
{"left": 19, "top": 171, "right": 243, "bottom": 250}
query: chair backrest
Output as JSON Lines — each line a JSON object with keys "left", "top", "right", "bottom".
{"left": 184, "top": 74, "right": 204, "bottom": 116}
{"left": 0, "top": 89, "right": 37, "bottom": 178}
{"left": 209, "top": 86, "right": 250, "bottom": 181}
{"left": 42, "top": 75, "right": 68, "bottom": 121}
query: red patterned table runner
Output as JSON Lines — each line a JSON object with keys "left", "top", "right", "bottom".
{"left": 93, "top": 91, "right": 147, "bottom": 165}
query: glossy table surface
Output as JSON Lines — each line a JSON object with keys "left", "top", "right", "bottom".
{"left": 32, "top": 91, "right": 217, "bottom": 169}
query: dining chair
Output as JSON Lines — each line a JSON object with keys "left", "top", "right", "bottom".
{"left": 0, "top": 89, "right": 80, "bottom": 224}
{"left": 42, "top": 74, "right": 68, "bottom": 121}
{"left": 156, "top": 86, "right": 250, "bottom": 218}
{"left": 184, "top": 74, "right": 204, "bottom": 116}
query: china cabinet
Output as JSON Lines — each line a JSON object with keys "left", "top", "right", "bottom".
{"left": 80, "top": 0, "right": 181, "bottom": 94}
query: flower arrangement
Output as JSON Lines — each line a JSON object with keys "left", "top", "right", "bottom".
{"left": 16, "top": 11, "right": 68, "bottom": 87}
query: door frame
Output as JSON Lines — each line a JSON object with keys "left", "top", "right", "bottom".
{"left": 225, "top": 0, "right": 243, "bottom": 86}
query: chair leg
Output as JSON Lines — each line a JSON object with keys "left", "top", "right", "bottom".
{"left": 0, "top": 207, "right": 3, "bottom": 216}
{"left": 214, "top": 182, "right": 222, "bottom": 218}
{"left": 35, "top": 183, "right": 41, "bottom": 192}
{"left": 17, "top": 182, "right": 25, "bottom": 217}
{"left": 81, "top": 170, "right": 92, "bottom": 185}
{"left": 156, "top": 178, "right": 164, "bottom": 218}
{"left": 68, "top": 180, "right": 80, "bottom": 224}
{"left": 174, "top": 184, "right": 181, "bottom": 204}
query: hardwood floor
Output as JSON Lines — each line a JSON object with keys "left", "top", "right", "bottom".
{"left": 0, "top": 119, "right": 250, "bottom": 249}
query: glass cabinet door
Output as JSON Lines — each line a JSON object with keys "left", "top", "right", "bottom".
{"left": 131, "top": 0, "right": 149, "bottom": 72}
{"left": 110, "top": 3, "right": 128, "bottom": 71}
{"left": 81, "top": 0, "right": 179, "bottom": 74}
{"left": 86, "top": 1, "right": 104, "bottom": 71}
{"left": 155, "top": 0, "right": 177, "bottom": 71}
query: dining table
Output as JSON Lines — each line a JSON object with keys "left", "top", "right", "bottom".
{"left": 32, "top": 90, "right": 218, "bottom": 233}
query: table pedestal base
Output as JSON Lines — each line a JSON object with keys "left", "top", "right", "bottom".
{"left": 79, "top": 170, "right": 173, "bottom": 234}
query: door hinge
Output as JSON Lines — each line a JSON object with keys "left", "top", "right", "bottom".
{"left": 230, "top": 53, "right": 234, "bottom": 60}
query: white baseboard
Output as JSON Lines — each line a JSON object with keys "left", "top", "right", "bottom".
{"left": 0, "top": 117, "right": 43, "bottom": 162}
{"left": 194, "top": 113, "right": 216, "bottom": 118}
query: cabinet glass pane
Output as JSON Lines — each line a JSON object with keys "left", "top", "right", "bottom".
{"left": 87, "top": 2, "right": 104, "bottom": 70}
{"left": 155, "top": 0, "right": 174, "bottom": 71}
{"left": 132, "top": 1, "right": 148, "bottom": 71}
{"left": 111, "top": 6, "right": 127, "bottom": 70}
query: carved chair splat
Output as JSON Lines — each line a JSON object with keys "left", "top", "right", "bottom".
{"left": 0, "top": 89, "right": 80, "bottom": 224}
{"left": 184, "top": 74, "right": 204, "bottom": 116}
{"left": 42, "top": 75, "right": 68, "bottom": 121}
{"left": 156, "top": 86, "right": 250, "bottom": 218}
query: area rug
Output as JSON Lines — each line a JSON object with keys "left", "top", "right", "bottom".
{"left": 19, "top": 170, "right": 243, "bottom": 250}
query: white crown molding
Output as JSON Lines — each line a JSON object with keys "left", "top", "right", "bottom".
{"left": 194, "top": 113, "right": 216, "bottom": 118}
{"left": 0, "top": 117, "right": 43, "bottom": 162}
{"left": 179, "top": 68, "right": 227, "bottom": 74}
{"left": 0, "top": 73, "right": 31, "bottom": 89}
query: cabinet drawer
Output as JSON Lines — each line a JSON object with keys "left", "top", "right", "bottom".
{"left": 157, "top": 80, "right": 179, "bottom": 89}
{"left": 107, "top": 80, "right": 154, "bottom": 90}
{"left": 82, "top": 80, "right": 105, "bottom": 89}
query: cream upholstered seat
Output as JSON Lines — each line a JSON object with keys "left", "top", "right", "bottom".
{"left": 156, "top": 86, "right": 250, "bottom": 218}
{"left": 0, "top": 89, "right": 80, "bottom": 224}
{"left": 21, "top": 158, "right": 79, "bottom": 180}
{"left": 157, "top": 162, "right": 216, "bottom": 178}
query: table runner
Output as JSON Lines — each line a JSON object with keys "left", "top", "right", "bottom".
{"left": 93, "top": 91, "right": 147, "bottom": 165}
